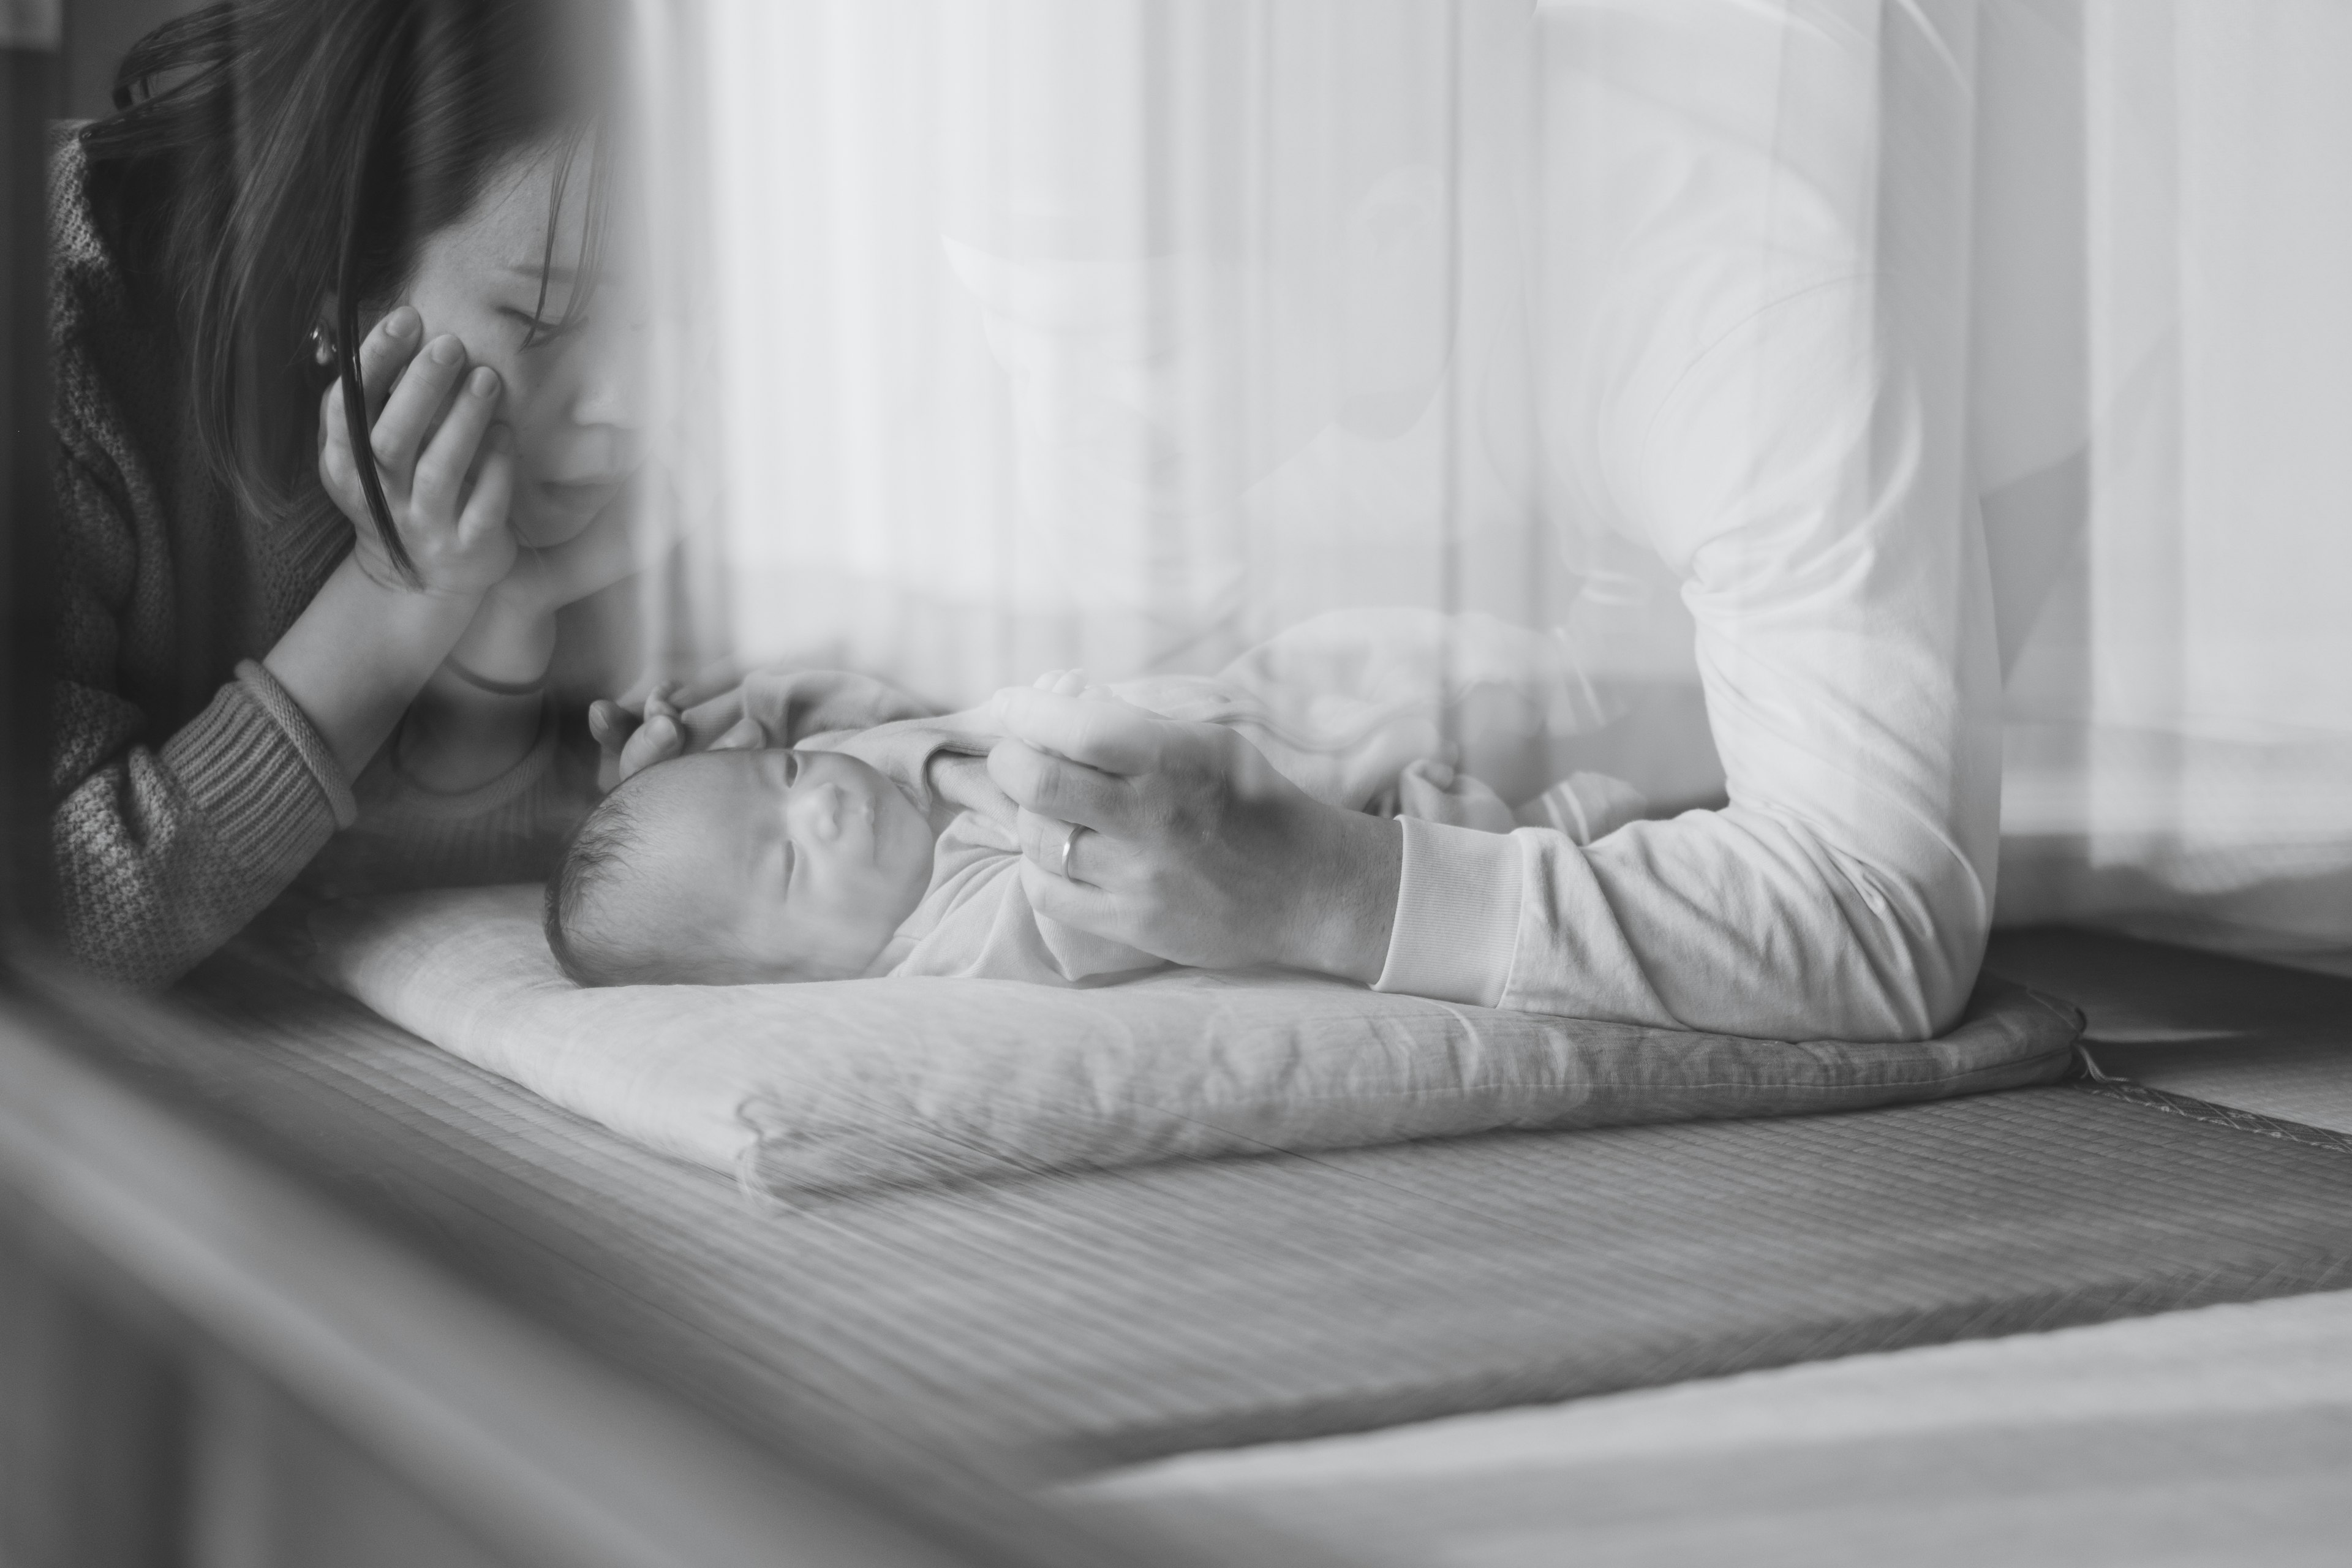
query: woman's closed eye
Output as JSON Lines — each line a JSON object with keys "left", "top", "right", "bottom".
{"left": 502, "top": 306, "right": 587, "bottom": 347}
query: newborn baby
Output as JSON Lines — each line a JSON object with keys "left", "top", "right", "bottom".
{"left": 546, "top": 674, "right": 1648, "bottom": 988}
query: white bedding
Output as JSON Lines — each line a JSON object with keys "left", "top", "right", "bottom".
{"left": 311, "top": 884, "right": 2079, "bottom": 1201}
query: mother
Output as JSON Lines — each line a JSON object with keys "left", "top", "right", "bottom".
{"left": 51, "top": 0, "right": 645, "bottom": 986}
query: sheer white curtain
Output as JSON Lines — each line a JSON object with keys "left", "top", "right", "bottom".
{"left": 1986, "top": 1, "right": 2352, "bottom": 967}
{"left": 654, "top": 0, "right": 2352, "bottom": 965}
{"left": 683, "top": 0, "right": 1725, "bottom": 810}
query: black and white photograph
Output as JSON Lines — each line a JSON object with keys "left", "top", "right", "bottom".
{"left": 3, "top": 1, "right": 2350, "bottom": 1563}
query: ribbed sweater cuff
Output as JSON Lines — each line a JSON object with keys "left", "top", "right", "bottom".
{"left": 233, "top": 659, "right": 358, "bottom": 827}
{"left": 160, "top": 676, "right": 348, "bottom": 889}
{"left": 1372, "top": 816, "right": 1525, "bottom": 1007}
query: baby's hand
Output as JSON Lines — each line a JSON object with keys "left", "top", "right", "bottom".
{"left": 589, "top": 680, "right": 775, "bottom": 791}
{"left": 1030, "top": 668, "right": 1117, "bottom": 701}
{"left": 589, "top": 682, "right": 683, "bottom": 790}
{"left": 995, "top": 671, "right": 1160, "bottom": 766}
{"left": 1394, "top": 758, "right": 1518, "bottom": 834}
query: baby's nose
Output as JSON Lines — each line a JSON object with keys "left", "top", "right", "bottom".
{"left": 787, "top": 782, "right": 843, "bottom": 842}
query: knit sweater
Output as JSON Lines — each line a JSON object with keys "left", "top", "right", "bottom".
{"left": 47, "top": 129, "right": 587, "bottom": 988}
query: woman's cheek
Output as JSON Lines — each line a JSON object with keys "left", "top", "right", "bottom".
{"left": 507, "top": 488, "right": 603, "bottom": 549}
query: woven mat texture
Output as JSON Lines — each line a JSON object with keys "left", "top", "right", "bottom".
{"left": 118, "top": 949, "right": 2352, "bottom": 1487}
{"left": 1988, "top": 928, "right": 2352, "bottom": 1133}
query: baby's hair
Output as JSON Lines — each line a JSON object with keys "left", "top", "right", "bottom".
{"left": 545, "top": 785, "right": 646, "bottom": 986}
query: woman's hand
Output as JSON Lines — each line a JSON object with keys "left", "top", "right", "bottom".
{"left": 985, "top": 686, "right": 1404, "bottom": 981}
{"left": 319, "top": 307, "right": 516, "bottom": 600}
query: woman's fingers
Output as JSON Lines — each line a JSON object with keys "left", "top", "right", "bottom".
{"left": 356, "top": 306, "right": 423, "bottom": 420}
{"left": 369, "top": 333, "right": 469, "bottom": 478}
{"left": 317, "top": 380, "right": 357, "bottom": 493}
{"left": 987, "top": 739, "right": 1128, "bottom": 830}
{"left": 412, "top": 366, "right": 503, "bottom": 521}
{"left": 453, "top": 424, "right": 516, "bottom": 550}
{"left": 987, "top": 686, "right": 1163, "bottom": 774}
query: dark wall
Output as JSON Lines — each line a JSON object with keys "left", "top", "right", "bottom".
{"left": 63, "top": 0, "right": 204, "bottom": 121}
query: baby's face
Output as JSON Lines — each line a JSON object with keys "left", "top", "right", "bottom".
{"left": 620, "top": 748, "right": 938, "bottom": 980}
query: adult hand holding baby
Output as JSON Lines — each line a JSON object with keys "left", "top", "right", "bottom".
{"left": 986, "top": 679, "right": 1404, "bottom": 982}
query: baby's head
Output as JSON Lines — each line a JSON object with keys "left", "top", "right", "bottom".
{"left": 546, "top": 748, "right": 938, "bottom": 986}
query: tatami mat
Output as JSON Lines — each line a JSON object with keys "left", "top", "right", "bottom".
{"left": 126, "top": 941, "right": 2352, "bottom": 1493}
{"left": 1988, "top": 927, "right": 2352, "bottom": 1133}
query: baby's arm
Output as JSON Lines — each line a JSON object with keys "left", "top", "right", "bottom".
{"left": 1035, "top": 668, "right": 1650, "bottom": 846}
{"left": 884, "top": 815, "right": 1164, "bottom": 986}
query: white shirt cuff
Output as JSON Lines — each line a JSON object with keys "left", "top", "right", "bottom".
{"left": 1372, "top": 816, "right": 1525, "bottom": 1007}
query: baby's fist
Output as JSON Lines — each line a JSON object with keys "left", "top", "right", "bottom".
{"left": 1395, "top": 758, "right": 1518, "bottom": 835}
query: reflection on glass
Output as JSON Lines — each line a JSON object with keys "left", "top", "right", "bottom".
{"left": 20, "top": 1, "right": 2352, "bottom": 1563}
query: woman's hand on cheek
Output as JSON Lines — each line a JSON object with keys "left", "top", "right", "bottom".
{"left": 984, "top": 688, "right": 1404, "bottom": 981}
{"left": 318, "top": 307, "right": 516, "bottom": 600}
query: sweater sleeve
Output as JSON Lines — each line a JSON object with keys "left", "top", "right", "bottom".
{"left": 1373, "top": 1, "right": 2000, "bottom": 1041}
{"left": 50, "top": 454, "right": 356, "bottom": 987}
{"left": 48, "top": 421, "right": 589, "bottom": 984}
{"left": 1371, "top": 283, "right": 2000, "bottom": 1040}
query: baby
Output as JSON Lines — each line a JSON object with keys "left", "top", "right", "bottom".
{"left": 546, "top": 674, "right": 1648, "bottom": 989}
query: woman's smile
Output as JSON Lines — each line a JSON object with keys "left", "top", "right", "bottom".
{"left": 528, "top": 474, "right": 628, "bottom": 528}
{"left": 537, "top": 474, "right": 625, "bottom": 508}
{"left": 511, "top": 471, "right": 632, "bottom": 547}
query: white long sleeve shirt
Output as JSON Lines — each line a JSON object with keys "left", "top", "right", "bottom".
{"left": 1373, "top": 0, "right": 2002, "bottom": 1041}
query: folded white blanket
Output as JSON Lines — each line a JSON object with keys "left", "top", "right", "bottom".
{"left": 311, "top": 885, "right": 2082, "bottom": 1200}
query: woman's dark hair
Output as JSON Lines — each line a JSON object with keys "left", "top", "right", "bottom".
{"left": 80, "top": 0, "right": 617, "bottom": 581}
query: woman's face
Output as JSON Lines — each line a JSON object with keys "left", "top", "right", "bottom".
{"left": 399, "top": 141, "right": 646, "bottom": 549}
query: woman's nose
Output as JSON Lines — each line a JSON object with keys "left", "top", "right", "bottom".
{"left": 568, "top": 317, "right": 647, "bottom": 431}
{"left": 570, "top": 360, "right": 641, "bottom": 431}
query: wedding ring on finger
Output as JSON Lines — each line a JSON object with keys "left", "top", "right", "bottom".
{"left": 1053, "top": 820, "right": 1087, "bottom": 881}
